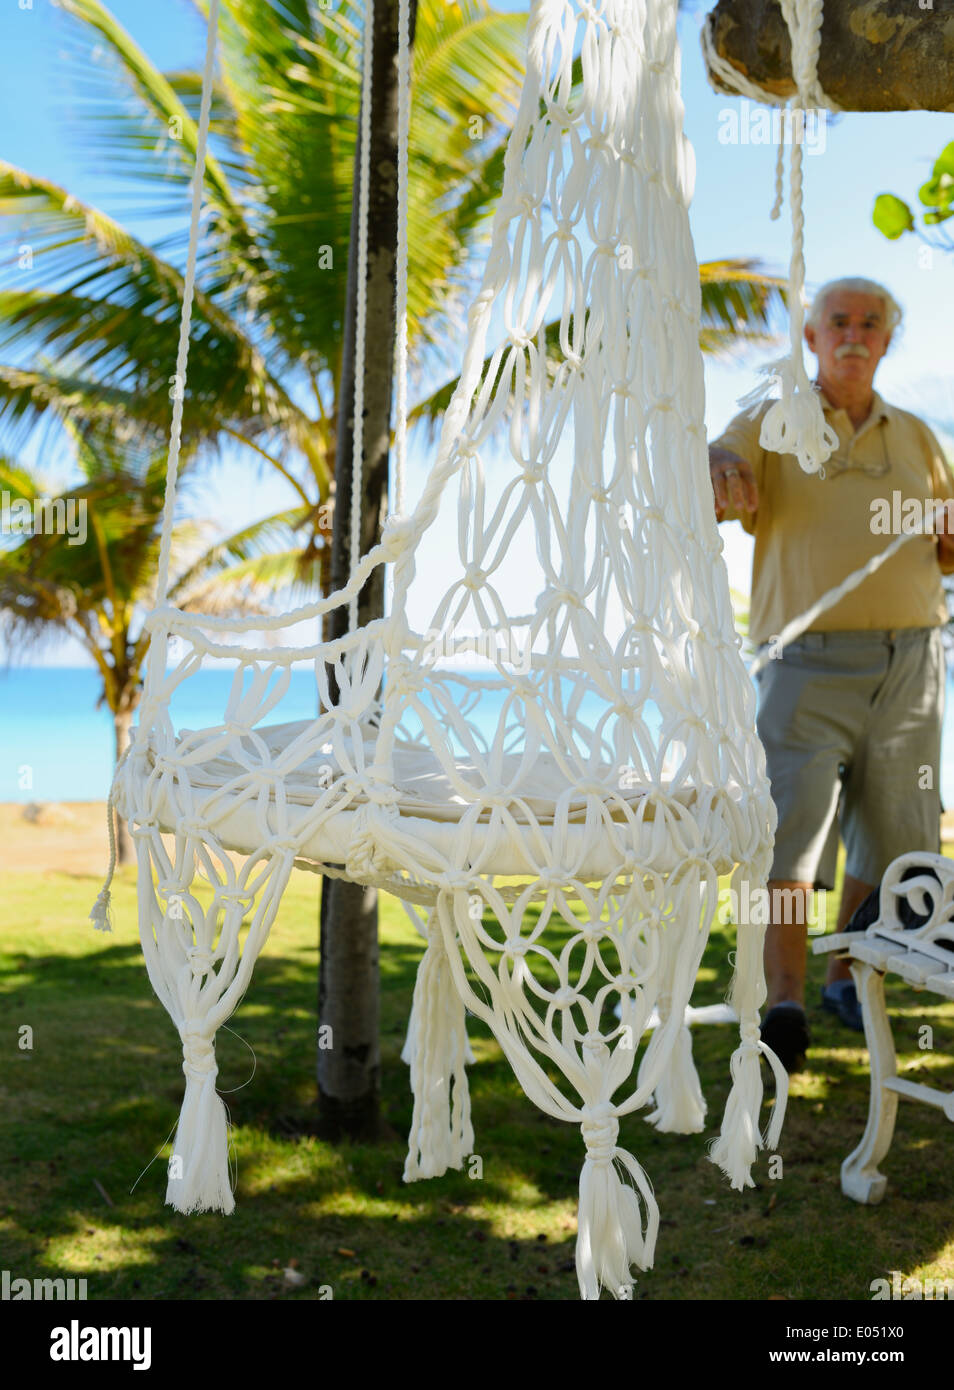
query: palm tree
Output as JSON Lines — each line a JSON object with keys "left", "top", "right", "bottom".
{"left": 0, "top": 424, "right": 308, "bottom": 863}
{"left": 0, "top": 0, "right": 533, "bottom": 567}
{"left": 0, "top": 0, "right": 785, "bottom": 572}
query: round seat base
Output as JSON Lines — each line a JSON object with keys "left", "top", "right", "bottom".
{"left": 119, "top": 719, "right": 741, "bottom": 903}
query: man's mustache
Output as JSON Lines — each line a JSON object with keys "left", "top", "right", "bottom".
{"left": 834, "top": 343, "right": 870, "bottom": 359}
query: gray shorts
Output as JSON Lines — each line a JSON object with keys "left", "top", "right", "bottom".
{"left": 755, "top": 627, "right": 945, "bottom": 891}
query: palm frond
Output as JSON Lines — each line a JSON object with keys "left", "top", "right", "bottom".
{"left": 0, "top": 454, "right": 50, "bottom": 502}
{"left": 167, "top": 504, "right": 313, "bottom": 601}
{"left": 0, "top": 285, "right": 328, "bottom": 492}
{"left": 178, "top": 547, "right": 324, "bottom": 614}
{"left": 54, "top": 0, "right": 248, "bottom": 220}
{"left": 698, "top": 258, "right": 787, "bottom": 350}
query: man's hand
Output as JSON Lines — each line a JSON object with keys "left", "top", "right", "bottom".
{"left": 932, "top": 498, "right": 954, "bottom": 573}
{"left": 709, "top": 446, "right": 759, "bottom": 523}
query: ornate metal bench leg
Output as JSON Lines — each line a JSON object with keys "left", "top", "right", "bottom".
{"left": 841, "top": 961, "right": 898, "bottom": 1205}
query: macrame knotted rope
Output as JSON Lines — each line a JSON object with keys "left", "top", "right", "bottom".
{"left": 103, "top": 0, "right": 785, "bottom": 1298}
{"left": 402, "top": 912, "right": 475, "bottom": 1182}
{"left": 710, "top": 868, "right": 788, "bottom": 1186}
{"left": 166, "top": 1024, "right": 233, "bottom": 1215}
{"left": 576, "top": 1102, "right": 659, "bottom": 1301}
{"left": 740, "top": 0, "right": 837, "bottom": 474}
{"left": 637, "top": 887, "right": 710, "bottom": 1134}
{"left": 703, "top": 0, "right": 839, "bottom": 476}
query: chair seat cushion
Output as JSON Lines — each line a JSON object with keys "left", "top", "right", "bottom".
{"left": 123, "top": 719, "right": 744, "bottom": 893}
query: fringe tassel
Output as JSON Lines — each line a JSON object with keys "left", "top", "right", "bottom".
{"left": 89, "top": 889, "right": 114, "bottom": 934}
{"left": 166, "top": 1028, "right": 234, "bottom": 1214}
{"left": 709, "top": 1037, "right": 763, "bottom": 1190}
{"left": 738, "top": 359, "right": 837, "bottom": 477}
{"left": 403, "top": 928, "right": 474, "bottom": 1181}
{"left": 645, "top": 1020, "right": 706, "bottom": 1133}
{"left": 577, "top": 1103, "right": 659, "bottom": 1300}
{"left": 709, "top": 884, "right": 789, "bottom": 1188}
{"left": 638, "top": 894, "right": 708, "bottom": 1134}
{"left": 402, "top": 992, "right": 475, "bottom": 1067}
{"left": 90, "top": 777, "right": 129, "bottom": 933}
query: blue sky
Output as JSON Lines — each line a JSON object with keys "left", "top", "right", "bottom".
{"left": 1, "top": 0, "right": 952, "bottom": 662}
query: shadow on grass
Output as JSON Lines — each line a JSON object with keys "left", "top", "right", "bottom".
{"left": 2, "top": 876, "right": 953, "bottom": 1300}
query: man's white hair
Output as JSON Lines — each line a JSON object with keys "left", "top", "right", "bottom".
{"left": 806, "top": 277, "right": 903, "bottom": 333}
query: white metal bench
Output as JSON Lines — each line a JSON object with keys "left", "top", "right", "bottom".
{"left": 813, "top": 852, "right": 954, "bottom": 1203}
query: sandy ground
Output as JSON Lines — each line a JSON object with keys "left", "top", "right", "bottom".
{"left": 0, "top": 801, "right": 122, "bottom": 877}
{"left": 4, "top": 799, "right": 954, "bottom": 877}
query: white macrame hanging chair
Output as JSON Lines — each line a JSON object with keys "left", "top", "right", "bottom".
{"left": 92, "top": 0, "right": 795, "bottom": 1300}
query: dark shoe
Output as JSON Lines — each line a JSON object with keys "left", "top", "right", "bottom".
{"left": 759, "top": 1002, "right": 811, "bottom": 1073}
{"left": 820, "top": 980, "right": 864, "bottom": 1032}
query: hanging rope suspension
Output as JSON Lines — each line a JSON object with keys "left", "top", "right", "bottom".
{"left": 701, "top": 0, "right": 939, "bottom": 663}
{"left": 733, "top": 0, "right": 838, "bottom": 475}
{"left": 348, "top": 0, "right": 378, "bottom": 632}
{"left": 89, "top": 0, "right": 221, "bottom": 933}
{"left": 392, "top": 0, "right": 411, "bottom": 521}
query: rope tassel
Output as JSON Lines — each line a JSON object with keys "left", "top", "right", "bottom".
{"left": 403, "top": 923, "right": 474, "bottom": 1182}
{"left": 576, "top": 1103, "right": 659, "bottom": 1300}
{"left": 166, "top": 1027, "right": 234, "bottom": 1214}
{"left": 710, "top": 1028, "right": 787, "bottom": 1190}
{"left": 710, "top": 891, "right": 789, "bottom": 1189}
{"left": 638, "top": 902, "right": 709, "bottom": 1134}
{"left": 730, "top": 0, "right": 839, "bottom": 477}
{"left": 709, "top": 1032, "right": 763, "bottom": 1189}
{"left": 88, "top": 888, "right": 113, "bottom": 934}
{"left": 643, "top": 1019, "right": 706, "bottom": 1134}
{"left": 740, "top": 357, "right": 838, "bottom": 478}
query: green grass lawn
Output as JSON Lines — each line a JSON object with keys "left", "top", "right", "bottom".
{"left": 2, "top": 856, "right": 952, "bottom": 1301}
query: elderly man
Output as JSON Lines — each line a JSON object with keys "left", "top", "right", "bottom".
{"left": 710, "top": 277, "right": 954, "bottom": 1072}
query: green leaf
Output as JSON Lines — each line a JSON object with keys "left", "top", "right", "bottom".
{"left": 872, "top": 193, "right": 915, "bottom": 240}
{"left": 918, "top": 173, "right": 954, "bottom": 210}
{"left": 54, "top": 0, "right": 246, "bottom": 223}
{"left": 933, "top": 141, "right": 954, "bottom": 179}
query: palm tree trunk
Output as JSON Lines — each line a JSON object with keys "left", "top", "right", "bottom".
{"left": 318, "top": 0, "right": 419, "bottom": 1140}
{"left": 113, "top": 706, "right": 133, "bottom": 865}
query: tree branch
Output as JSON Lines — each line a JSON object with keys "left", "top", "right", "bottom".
{"left": 703, "top": 0, "right": 954, "bottom": 111}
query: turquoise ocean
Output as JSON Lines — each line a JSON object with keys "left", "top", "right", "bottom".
{"left": 2, "top": 665, "right": 954, "bottom": 808}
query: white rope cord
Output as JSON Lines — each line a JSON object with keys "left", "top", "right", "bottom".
{"left": 770, "top": 136, "right": 785, "bottom": 222}
{"left": 89, "top": 0, "right": 220, "bottom": 931}
{"left": 703, "top": 0, "right": 840, "bottom": 476}
{"left": 348, "top": 0, "right": 377, "bottom": 633}
{"left": 155, "top": 0, "right": 221, "bottom": 605}
{"left": 101, "top": 0, "right": 784, "bottom": 1295}
{"left": 704, "top": 5, "right": 943, "bottom": 674}
{"left": 775, "top": 0, "right": 823, "bottom": 405}
{"left": 700, "top": 19, "right": 787, "bottom": 221}
{"left": 89, "top": 741, "right": 133, "bottom": 930}
{"left": 748, "top": 525, "right": 927, "bottom": 678}
{"left": 700, "top": 3, "right": 837, "bottom": 112}
{"left": 781, "top": 0, "right": 830, "bottom": 111}
{"left": 734, "top": 0, "right": 838, "bottom": 476}
{"left": 392, "top": 0, "right": 411, "bottom": 520}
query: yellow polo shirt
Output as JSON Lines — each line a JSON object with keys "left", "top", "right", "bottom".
{"left": 713, "top": 390, "right": 954, "bottom": 645}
